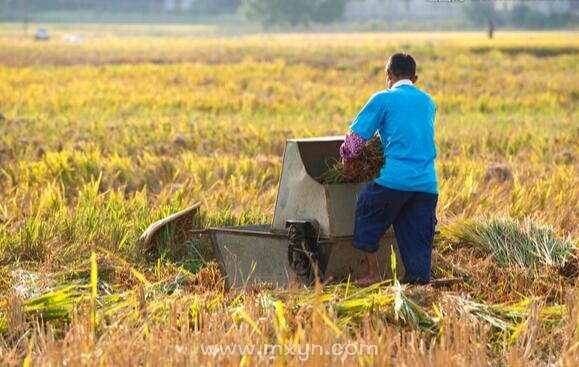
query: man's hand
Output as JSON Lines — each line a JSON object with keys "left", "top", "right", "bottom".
{"left": 342, "top": 158, "right": 354, "bottom": 179}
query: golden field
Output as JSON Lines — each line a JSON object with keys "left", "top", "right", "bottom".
{"left": 0, "top": 27, "right": 578, "bottom": 365}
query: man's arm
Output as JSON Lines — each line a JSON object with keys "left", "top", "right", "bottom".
{"left": 340, "top": 92, "right": 386, "bottom": 177}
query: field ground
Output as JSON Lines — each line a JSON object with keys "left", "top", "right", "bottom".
{"left": 0, "top": 28, "right": 578, "bottom": 365}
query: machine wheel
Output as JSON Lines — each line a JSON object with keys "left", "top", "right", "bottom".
{"left": 286, "top": 220, "right": 321, "bottom": 285}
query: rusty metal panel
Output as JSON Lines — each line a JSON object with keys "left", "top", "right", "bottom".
{"left": 139, "top": 202, "right": 202, "bottom": 253}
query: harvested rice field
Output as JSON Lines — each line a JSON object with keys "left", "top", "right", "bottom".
{"left": 0, "top": 27, "right": 578, "bottom": 365}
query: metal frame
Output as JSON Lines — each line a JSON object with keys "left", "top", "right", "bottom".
{"left": 208, "top": 224, "right": 404, "bottom": 289}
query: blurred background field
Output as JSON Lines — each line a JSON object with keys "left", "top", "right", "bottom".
{"left": 0, "top": 13, "right": 578, "bottom": 366}
{"left": 1, "top": 0, "right": 578, "bottom": 30}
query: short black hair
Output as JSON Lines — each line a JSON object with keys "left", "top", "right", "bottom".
{"left": 386, "top": 53, "right": 416, "bottom": 78}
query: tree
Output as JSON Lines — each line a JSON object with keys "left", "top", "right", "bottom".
{"left": 242, "top": 0, "right": 347, "bottom": 28}
{"left": 510, "top": 4, "right": 545, "bottom": 29}
{"left": 312, "top": 0, "right": 348, "bottom": 24}
{"left": 464, "top": 1, "right": 501, "bottom": 27}
{"left": 183, "top": 0, "right": 241, "bottom": 14}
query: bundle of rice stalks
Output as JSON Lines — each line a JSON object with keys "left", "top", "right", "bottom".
{"left": 0, "top": 284, "right": 88, "bottom": 333}
{"left": 317, "top": 135, "right": 384, "bottom": 184}
{"left": 442, "top": 294, "right": 568, "bottom": 346}
{"left": 288, "top": 281, "right": 439, "bottom": 333}
{"left": 444, "top": 295, "right": 515, "bottom": 332}
{"left": 442, "top": 217, "right": 576, "bottom": 268}
{"left": 0, "top": 251, "right": 219, "bottom": 333}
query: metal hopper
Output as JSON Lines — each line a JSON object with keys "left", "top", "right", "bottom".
{"left": 271, "top": 137, "right": 364, "bottom": 238}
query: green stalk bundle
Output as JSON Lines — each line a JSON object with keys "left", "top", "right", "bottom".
{"left": 442, "top": 217, "right": 576, "bottom": 268}
{"left": 318, "top": 135, "right": 384, "bottom": 184}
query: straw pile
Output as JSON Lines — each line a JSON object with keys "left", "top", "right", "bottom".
{"left": 442, "top": 217, "right": 576, "bottom": 268}
{"left": 318, "top": 135, "right": 384, "bottom": 184}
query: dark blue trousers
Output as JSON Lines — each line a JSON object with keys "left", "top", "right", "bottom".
{"left": 353, "top": 182, "right": 438, "bottom": 283}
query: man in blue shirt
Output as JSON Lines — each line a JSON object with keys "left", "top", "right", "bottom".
{"left": 340, "top": 53, "right": 438, "bottom": 286}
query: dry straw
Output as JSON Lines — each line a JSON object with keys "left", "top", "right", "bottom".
{"left": 318, "top": 135, "right": 384, "bottom": 184}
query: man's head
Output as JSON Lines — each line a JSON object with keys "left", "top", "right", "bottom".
{"left": 385, "top": 53, "right": 417, "bottom": 89}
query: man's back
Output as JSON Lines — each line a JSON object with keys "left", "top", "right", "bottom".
{"left": 378, "top": 84, "right": 437, "bottom": 194}
{"left": 350, "top": 83, "right": 438, "bottom": 194}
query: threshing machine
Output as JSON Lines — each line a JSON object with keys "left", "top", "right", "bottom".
{"left": 140, "top": 137, "right": 404, "bottom": 288}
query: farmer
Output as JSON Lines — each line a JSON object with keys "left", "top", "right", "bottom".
{"left": 340, "top": 53, "right": 438, "bottom": 286}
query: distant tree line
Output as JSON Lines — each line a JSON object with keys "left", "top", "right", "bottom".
{"left": 1, "top": 0, "right": 576, "bottom": 29}
{"left": 241, "top": 0, "right": 347, "bottom": 27}
{"left": 0, "top": 0, "right": 347, "bottom": 26}
{"left": 1, "top": 0, "right": 241, "bottom": 14}
{"left": 465, "top": 2, "right": 577, "bottom": 29}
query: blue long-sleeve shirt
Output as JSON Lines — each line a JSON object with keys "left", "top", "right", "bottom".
{"left": 349, "top": 81, "right": 438, "bottom": 194}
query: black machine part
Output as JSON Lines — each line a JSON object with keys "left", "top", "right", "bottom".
{"left": 286, "top": 220, "right": 321, "bottom": 284}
